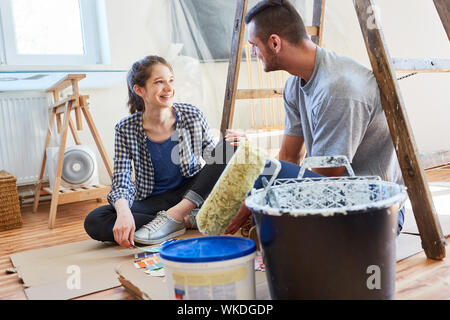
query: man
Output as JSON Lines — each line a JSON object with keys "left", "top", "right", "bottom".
{"left": 225, "top": 0, "right": 404, "bottom": 234}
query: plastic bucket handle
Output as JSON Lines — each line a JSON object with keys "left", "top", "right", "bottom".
{"left": 298, "top": 155, "right": 355, "bottom": 178}
{"left": 263, "top": 156, "right": 282, "bottom": 193}
{"left": 259, "top": 155, "right": 353, "bottom": 205}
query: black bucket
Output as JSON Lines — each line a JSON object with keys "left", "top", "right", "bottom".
{"left": 245, "top": 172, "right": 407, "bottom": 300}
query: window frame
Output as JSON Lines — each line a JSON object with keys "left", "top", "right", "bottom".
{"left": 0, "top": 0, "right": 108, "bottom": 66}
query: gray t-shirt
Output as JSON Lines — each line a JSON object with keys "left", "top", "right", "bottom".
{"left": 284, "top": 46, "right": 403, "bottom": 185}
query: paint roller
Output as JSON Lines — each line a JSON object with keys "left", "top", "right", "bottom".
{"left": 196, "top": 141, "right": 281, "bottom": 235}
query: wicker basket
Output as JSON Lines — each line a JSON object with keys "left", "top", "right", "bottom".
{"left": 0, "top": 170, "right": 23, "bottom": 231}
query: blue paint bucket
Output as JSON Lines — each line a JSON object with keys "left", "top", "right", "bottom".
{"left": 160, "top": 236, "right": 257, "bottom": 300}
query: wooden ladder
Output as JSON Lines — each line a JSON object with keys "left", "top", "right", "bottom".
{"left": 354, "top": 0, "right": 448, "bottom": 260}
{"left": 220, "top": 0, "right": 326, "bottom": 134}
{"left": 221, "top": 0, "right": 449, "bottom": 260}
{"left": 33, "top": 74, "right": 113, "bottom": 229}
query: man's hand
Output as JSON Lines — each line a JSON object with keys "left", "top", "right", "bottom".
{"left": 225, "top": 202, "right": 252, "bottom": 235}
{"left": 113, "top": 199, "right": 135, "bottom": 248}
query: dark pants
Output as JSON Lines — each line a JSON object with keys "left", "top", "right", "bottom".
{"left": 84, "top": 141, "right": 237, "bottom": 242}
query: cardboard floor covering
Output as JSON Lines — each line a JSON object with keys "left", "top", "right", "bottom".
{"left": 10, "top": 184, "right": 449, "bottom": 299}
{"left": 395, "top": 183, "right": 450, "bottom": 261}
{"left": 10, "top": 230, "right": 204, "bottom": 300}
{"left": 402, "top": 183, "right": 450, "bottom": 236}
{"left": 10, "top": 232, "right": 430, "bottom": 300}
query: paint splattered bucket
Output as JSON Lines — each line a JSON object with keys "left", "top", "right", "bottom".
{"left": 245, "top": 156, "right": 407, "bottom": 299}
{"left": 159, "top": 236, "right": 256, "bottom": 300}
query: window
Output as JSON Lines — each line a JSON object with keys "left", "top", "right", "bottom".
{"left": 0, "top": 0, "right": 110, "bottom": 66}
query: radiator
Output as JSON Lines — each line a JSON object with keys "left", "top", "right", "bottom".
{"left": 0, "top": 92, "right": 51, "bottom": 186}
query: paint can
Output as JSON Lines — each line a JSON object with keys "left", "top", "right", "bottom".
{"left": 159, "top": 236, "right": 256, "bottom": 300}
{"left": 245, "top": 156, "right": 408, "bottom": 299}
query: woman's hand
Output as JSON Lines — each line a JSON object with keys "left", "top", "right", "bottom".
{"left": 225, "top": 129, "right": 248, "bottom": 146}
{"left": 113, "top": 199, "right": 136, "bottom": 248}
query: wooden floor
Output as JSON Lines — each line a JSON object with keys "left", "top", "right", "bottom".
{"left": 1, "top": 166, "right": 449, "bottom": 300}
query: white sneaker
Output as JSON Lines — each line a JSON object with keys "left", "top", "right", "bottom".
{"left": 134, "top": 211, "right": 186, "bottom": 245}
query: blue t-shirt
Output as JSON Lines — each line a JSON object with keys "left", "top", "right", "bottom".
{"left": 146, "top": 116, "right": 186, "bottom": 195}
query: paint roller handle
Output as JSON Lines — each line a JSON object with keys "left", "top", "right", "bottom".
{"left": 260, "top": 156, "right": 282, "bottom": 201}
{"left": 262, "top": 177, "right": 280, "bottom": 208}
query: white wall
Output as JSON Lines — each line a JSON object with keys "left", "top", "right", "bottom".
{"left": 80, "top": 0, "right": 449, "bottom": 185}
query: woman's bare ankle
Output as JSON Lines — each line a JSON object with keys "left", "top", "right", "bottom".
{"left": 166, "top": 199, "right": 196, "bottom": 223}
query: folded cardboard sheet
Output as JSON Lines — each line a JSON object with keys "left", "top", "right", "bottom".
{"left": 402, "top": 183, "right": 450, "bottom": 236}
{"left": 395, "top": 183, "right": 450, "bottom": 261}
{"left": 10, "top": 230, "right": 204, "bottom": 300}
{"left": 396, "top": 233, "right": 423, "bottom": 261}
{"left": 11, "top": 240, "right": 141, "bottom": 300}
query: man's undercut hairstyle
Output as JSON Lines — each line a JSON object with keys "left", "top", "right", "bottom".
{"left": 244, "top": 0, "right": 308, "bottom": 45}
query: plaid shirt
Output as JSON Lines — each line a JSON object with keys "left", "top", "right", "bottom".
{"left": 107, "top": 103, "right": 216, "bottom": 207}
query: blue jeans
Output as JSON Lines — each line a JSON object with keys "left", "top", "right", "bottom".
{"left": 252, "top": 160, "right": 405, "bottom": 236}
{"left": 253, "top": 160, "right": 322, "bottom": 189}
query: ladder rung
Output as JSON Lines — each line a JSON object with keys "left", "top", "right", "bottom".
{"left": 393, "top": 58, "right": 450, "bottom": 73}
{"left": 57, "top": 186, "right": 110, "bottom": 205}
{"left": 236, "top": 88, "right": 283, "bottom": 100}
{"left": 48, "top": 96, "right": 76, "bottom": 110}
{"left": 50, "top": 95, "right": 89, "bottom": 115}
{"left": 42, "top": 187, "right": 52, "bottom": 195}
{"left": 42, "top": 187, "right": 68, "bottom": 194}
{"left": 306, "top": 26, "right": 319, "bottom": 37}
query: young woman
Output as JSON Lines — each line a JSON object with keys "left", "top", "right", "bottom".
{"left": 84, "top": 55, "right": 234, "bottom": 248}
{"left": 84, "top": 55, "right": 323, "bottom": 248}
